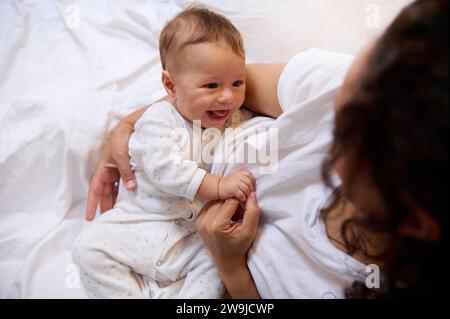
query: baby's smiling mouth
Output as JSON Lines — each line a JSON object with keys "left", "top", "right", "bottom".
{"left": 206, "top": 110, "right": 230, "bottom": 120}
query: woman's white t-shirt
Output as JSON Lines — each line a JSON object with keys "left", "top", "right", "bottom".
{"left": 215, "top": 49, "right": 368, "bottom": 299}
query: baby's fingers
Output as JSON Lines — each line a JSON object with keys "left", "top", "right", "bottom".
{"left": 238, "top": 181, "right": 251, "bottom": 196}
{"left": 234, "top": 189, "right": 247, "bottom": 202}
{"left": 240, "top": 176, "right": 255, "bottom": 193}
{"left": 241, "top": 171, "right": 256, "bottom": 190}
{"left": 242, "top": 170, "right": 255, "bottom": 182}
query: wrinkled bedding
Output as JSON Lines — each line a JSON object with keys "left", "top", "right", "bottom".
{"left": 0, "top": 0, "right": 410, "bottom": 298}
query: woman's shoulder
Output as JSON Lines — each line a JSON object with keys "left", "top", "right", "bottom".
{"left": 278, "top": 49, "right": 355, "bottom": 112}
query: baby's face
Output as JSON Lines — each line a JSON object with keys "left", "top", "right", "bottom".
{"left": 170, "top": 41, "right": 246, "bottom": 129}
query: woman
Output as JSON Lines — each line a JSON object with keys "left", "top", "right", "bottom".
{"left": 85, "top": 0, "right": 448, "bottom": 298}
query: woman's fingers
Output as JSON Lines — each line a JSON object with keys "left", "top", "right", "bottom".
{"left": 85, "top": 177, "right": 101, "bottom": 221}
{"left": 85, "top": 162, "right": 120, "bottom": 221}
{"left": 241, "top": 192, "right": 260, "bottom": 234}
{"left": 110, "top": 125, "right": 136, "bottom": 191}
{"left": 116, "top": 159, "right": 136, "bottom": 191}
{"left": 196, "top": 195, "right": 259, "bottom": 268}
{"left": 196, "top": 200, "right": 222, "bottom": 228}
{"left": 216, "top": 198, "right": 241, "bottom": 225}
{"left": 111, "top": 183, "right": 119, "bottom": 210}
{"left": 100, "top": 183, "right": 113, "bottom": 213}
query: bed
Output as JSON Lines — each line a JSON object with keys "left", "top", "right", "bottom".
{"left": 0, "top": 0, "right": 411, "bottom": 298}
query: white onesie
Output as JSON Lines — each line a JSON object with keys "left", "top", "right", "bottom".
{"left": 72, "top": 101, "right": 246, "bottom": 299}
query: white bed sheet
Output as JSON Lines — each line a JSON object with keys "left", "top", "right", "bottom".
{"left": 0, "top": 0, "right": 411, "bottom": 298}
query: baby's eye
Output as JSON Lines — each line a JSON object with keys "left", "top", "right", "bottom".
{"left": 205, "top": 83, "right": 218, "bottom": 89}
{"left": 232, "top": 80, "right": 244, "bottom": 87}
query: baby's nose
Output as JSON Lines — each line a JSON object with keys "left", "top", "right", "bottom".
{"left": 218, "top": 88, "right": 233, "bottom": 104}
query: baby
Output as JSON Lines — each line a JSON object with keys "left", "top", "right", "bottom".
{"left": 72, "top": 7, "right": 255, "bottom": 299}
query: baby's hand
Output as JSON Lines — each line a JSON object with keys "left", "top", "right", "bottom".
{"left": 218, "top": 171, "right": 255, "bottom": 202}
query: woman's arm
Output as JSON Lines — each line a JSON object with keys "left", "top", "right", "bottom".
{"left": 244, "top": 64, "right": 286, "bottom": 118}
{"left": 196, "top": 194, "right": 261, "bottom": 299}
{"left": 218, "top": 254, "right": 261, "bottom": 299}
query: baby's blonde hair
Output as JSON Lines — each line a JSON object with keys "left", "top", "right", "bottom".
{"left": 159, "top": 5, "right": 245, "bottom": 72}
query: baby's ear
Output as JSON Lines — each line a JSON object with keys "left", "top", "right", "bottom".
{"left": 162, "top": 71, "right": 176, "bottom": 97}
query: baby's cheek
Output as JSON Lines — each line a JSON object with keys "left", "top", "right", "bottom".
{"left": 236, "top": 92, "right": 245, "bottom": 107}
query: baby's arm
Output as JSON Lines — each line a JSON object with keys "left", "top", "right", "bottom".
{"left": 196, "top": 171, "right": 255, "bottom": 202}
{"left": 196, "top": 173, "right": 220, "bottom": 200}
{"left": 134, "top": 104, "right": 255, "bottom": 202}
{"left": 133, "top": 106, "right": 208, "bottom": 200}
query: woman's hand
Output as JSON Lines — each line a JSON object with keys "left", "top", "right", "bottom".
{"left": 196, "top": 192, "right": 261, "bottom": 298}
{"left": 85, "top": 120, "right": 137, "bottom": 221}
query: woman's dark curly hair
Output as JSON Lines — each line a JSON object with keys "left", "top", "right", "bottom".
{"left": 321, "top": 0, "right": 448, "bottom": 298}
